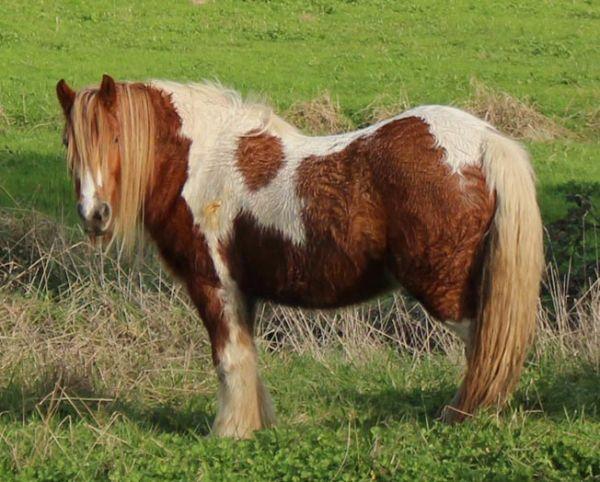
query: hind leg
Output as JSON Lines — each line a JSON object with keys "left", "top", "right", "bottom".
{"left": 387, "top": 221, "right": 490, "bottom": 422}
{"left": 444, "top": 319, "right": 473, "bottom": 346}
{"left": 374, "top": 134, "right": 495, "bottom": 421}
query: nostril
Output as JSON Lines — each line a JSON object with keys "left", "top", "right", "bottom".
{"left": 76, "top": 203, "right": 85, "bottom": 220}
{"left": 100, "top": 202, "right": 111, "bottom": 222}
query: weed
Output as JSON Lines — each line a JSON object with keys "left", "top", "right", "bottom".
{"left": 285, "top": 92, "right": 354, "bottom": 135}
{"left": 465, "top": 78, "right": 573, "bottom": 141}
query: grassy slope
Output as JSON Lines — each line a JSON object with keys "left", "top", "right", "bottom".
{"left": 0, "top": 359, "right": 596, "bottom": 481}
{"left": 0, "top": 0, "right": 599, "bottom": 222}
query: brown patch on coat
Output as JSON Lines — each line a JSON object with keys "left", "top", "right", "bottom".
{"left": 224, "top": 211, "right": 389, "bottom": 309}
{"left": 236, "top": 133, "right": 284, "bottom": 191}
{"left": 296, "top": 141, "right": 388, "bottom": 262}
{"left": 368, "top": 117, "right": 495, "bottom": 321}
{"left": 222, "top": 128, "right": 389, "bottom": 308}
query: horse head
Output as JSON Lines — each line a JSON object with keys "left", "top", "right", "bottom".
{"left": 56, "top": 74, "right": 156, "bottom": 249}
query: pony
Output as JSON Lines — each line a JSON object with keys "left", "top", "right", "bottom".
{"left": 56, "top": 74, "right": 543, "bottom": 438}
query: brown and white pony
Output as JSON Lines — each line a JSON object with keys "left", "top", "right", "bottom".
{"left": 56, "top": 75, "right": 543, "bottom": 438}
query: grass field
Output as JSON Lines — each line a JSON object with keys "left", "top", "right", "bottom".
{"left": 0, "top": 0, "right": 599, "bottom": 480}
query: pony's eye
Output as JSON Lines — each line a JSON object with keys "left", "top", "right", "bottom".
{"left": 62, "top": 135, "right": 68, "bottom": 147}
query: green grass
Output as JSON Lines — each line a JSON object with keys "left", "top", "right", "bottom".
{"left": 0, "top": 0, "right": 599, "bottom": 222}
{"left": 0, "top": 329, "right": 597, "bottom": 481}
{"left": 0, "top": 286, "right": 598, "bottom": 481}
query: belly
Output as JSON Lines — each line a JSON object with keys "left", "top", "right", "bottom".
{"left": 224, "top": 213, "right": 390, "bottom": 308}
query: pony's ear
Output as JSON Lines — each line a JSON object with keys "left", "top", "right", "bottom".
{"left": 56, "top": 79, "right": 76, "bottom": 116}
{"left": 99, "top": 74, "right": 117, "bottom": 108}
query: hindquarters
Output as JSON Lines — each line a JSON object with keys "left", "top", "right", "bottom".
{"left": 370, "top": 116, "right": 496, "bottom": 323}
{"left": 371, "top": 112, "right": 543, "bottom": 421}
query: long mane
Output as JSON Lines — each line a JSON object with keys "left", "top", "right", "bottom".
{"left": 150, "top": 80, "right": 300, "bottom": 138}
{"left": 69, "top": 83, "right": 156, "bottom": 251}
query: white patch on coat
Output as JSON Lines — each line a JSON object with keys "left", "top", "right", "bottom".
{"left": 151, "top": 81, "right": 400, "bottom": 246}
{"left": 79, "top": 167, "right": 103, "bottom": 218}
{"left": 150, "top": 80, "right": 302, "bottom": 243}
{"left": 242, "top": 126, "right": 387, "bottom": 244}
{"left": 395, "top": 105, "right": 496, "bottom": 173}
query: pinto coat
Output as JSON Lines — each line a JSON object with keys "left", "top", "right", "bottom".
{"left": 57, "top": 76, "right": 543, "bottom": 438}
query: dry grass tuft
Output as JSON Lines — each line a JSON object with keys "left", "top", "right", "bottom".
{"left": 465, "top": 78, "right": 573, "bottom": 141}
{"left": 285, "top": 92, "right": 354, "bottom": 135}
{"left": 0, "top": 209, "right": 214, "bottom": 409}
{"left": 0, "top": 105, "right": 9, "bottom": 129}
{"left": 298, "top": 12, "right": 317, "bottom": 22}
{"left": 358, "top": 92, "right": 412, "bottom": 124}
{"left": 536, "top": 263, "right": 600, "bottom": 365}
{"left": 281, "top": 83, "right": 576, "bottom": 141}
{"left": 584, "top": 107, "right": 600, "bottom": 137}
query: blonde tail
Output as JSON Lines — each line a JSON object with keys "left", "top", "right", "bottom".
{"left": 445, "top": 132, "right": 544, "bottom": 421}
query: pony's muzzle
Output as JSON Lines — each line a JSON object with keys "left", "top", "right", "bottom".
{"left": 77, "top": 201, "right": 112, "bottom": 236}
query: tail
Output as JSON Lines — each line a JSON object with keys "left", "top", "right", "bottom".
{"left": 445, "top": 132, "right": 544, "bottom": 421}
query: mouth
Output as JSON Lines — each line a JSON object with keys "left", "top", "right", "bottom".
{"left": 84, "top": 225, "right": 109, "bottom": 237}
{"left": 78, "top": 202, "right": 113, "bottom": 239}
{"left": 83, "top": 222, "right": 113, "bottom": 246}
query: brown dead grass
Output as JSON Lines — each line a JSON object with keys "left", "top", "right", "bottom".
{"left": 0, "top": 209, "right": 214, "bottom": 407}
{"left": 584, "top": 107, "right": 600, "bottom": 138}
{"left": 1, "top": 208, "right": 598, "bottom": 394}
{"left": 358, "top": 92, "right": 412, "bottom": 124}
{"left": 282, "top": 81, "right": 574, "bottom": 141}
{"left": 0, "top": 105, "right": 9, "bottom": 128}
{"left": 299, "top": 12, "right": 317, "bottom": 22}
{"left": 465, "top": 78, "right": 573, "bottom": 141}
{"left": 0, "top": 206, "right": 597, "bottom": 434}
{"left": 285, "top": 92, "right": 354, "bottom": 135}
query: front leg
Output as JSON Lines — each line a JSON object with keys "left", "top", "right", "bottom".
{"left": 188, "top": 280, "right": 275, "bottom": 438}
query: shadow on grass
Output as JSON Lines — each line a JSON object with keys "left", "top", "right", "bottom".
{"left": 516, "top": 359, "right": 600, "bottom": 421}
{"left": 318, "top": 361, "right": 600, "bottom": 430}
{"left": 112, "top": 399, "right": 214, "bottom": 435}
{"left": 319, "top": 384, "right": 454, "bottom": 430}
{"left": 0, "top": 360, "right": 596, "bottom": 435}
{"left": 0, "top": 380, "right": 214, "bottom": 436}
{"left": 0, "top": 149, "right": 74, "bottom": 223}
{"left": 537, "top": 180, "right": 600, "bottom": 226}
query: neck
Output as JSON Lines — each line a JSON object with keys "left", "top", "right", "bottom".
{"left": 138, "top": 83, "right": 220, "bottom": 282}
{"left": 142, "top": 84, "right": 192, "bottom": 228}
